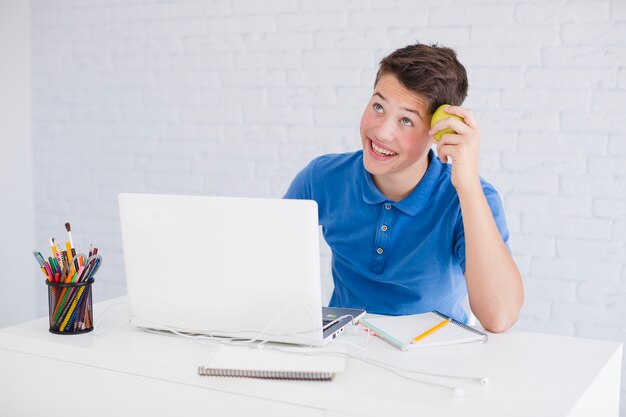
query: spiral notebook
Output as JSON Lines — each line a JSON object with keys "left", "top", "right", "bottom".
{"left": 359, "top": 311, "right": 488, "bottom": 351}
{"left": 197, "top": 344, "right": 346, "bottom": 381}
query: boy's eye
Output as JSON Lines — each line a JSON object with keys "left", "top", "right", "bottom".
{"left": 373, "top": 103, "right": 383, "bottom": 113}
{"left": 400, "top": 117, "right": 413, "bottom": 127}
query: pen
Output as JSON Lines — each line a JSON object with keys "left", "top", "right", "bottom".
{"left": 410, "top": 318, "right": 451, "bottom": 344}
{"left": 32, "top": 250, "right": 45, "bottom": 267}
{"left": 52, "top": 238, "right": 64, "bottom": 270}
{"left": 38, "top": 266, "right": 48, "bottom": 279}
{"left": 75, "top": 265, "right": 85, "bottom": 283}
{"left": 32, "top": 251, "right": 48, "bottom": 279}
{"left": 65, "top": 247, "right": 76, "bottom": 278}
{"left": 51, "top": 258, "right": 61, "bottom": 283}
{"left": 49, "top": 239, "right": 59, "bottom": 264}
{"left": 48, "top": 257, "right": 57, "bottom": 281}
{"left": 65, "top": 222, "right": 79, "bottom": 270}
{"left": 44, "top": 261, "right": 53, "bottom": 281}
{"left": 65, "top": 241, "right": 73, "bottom": 269}
{"left": 59, "top": 286, "right": 85, "bottom": 332}
{"left": 78, "top": 255, "right": 101, "bottom": 282}
{"left": 53, "top": 286, "right": 75, "bottom": 326}
{"left": 61, "top": 250, "right": 69, "bottom": 270}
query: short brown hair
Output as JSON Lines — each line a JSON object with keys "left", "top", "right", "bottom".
{"left": 374, "top": 43, "right": 468, "bottom": 115}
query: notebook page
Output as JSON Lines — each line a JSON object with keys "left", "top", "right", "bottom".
{"left": 362, "top": 313, "right": 486, "bottom": 349}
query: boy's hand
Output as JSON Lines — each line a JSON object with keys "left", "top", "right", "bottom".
{"left": 428, "top": 105, "right": 481, "bottom": 193}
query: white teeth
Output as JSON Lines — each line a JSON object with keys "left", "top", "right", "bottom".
{"left": 372, "top": 141, "right": 396, "bottom": 156}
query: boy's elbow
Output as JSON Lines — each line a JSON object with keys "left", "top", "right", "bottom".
{"left": 482, "top": 312, "right": 519, "bottom": 333}
{"left": 480, "top": 299, "right": 523, "bottom": 333}
{"left": 481, "top": 284, "right": 525, "bottom": 333}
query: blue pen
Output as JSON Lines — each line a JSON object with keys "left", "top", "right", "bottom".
{"left": 86, "top": 257, "right": 101, "bottom": 279}
{"left": 79, "top": 255, "right": 102, "bottom": 282}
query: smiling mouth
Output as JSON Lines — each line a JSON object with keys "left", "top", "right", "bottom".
{"left": 370, "top": 139, "right": 397, "bottom": 157}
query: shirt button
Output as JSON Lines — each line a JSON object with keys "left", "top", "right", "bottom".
{"left": 384, "top": 204, "right": 392, "bottom": 210}
{"left": 381, "top": 225, "right": 388, "bottom": 232}
{"left": 376, "top": 247, "right": 384, "bottom": 255}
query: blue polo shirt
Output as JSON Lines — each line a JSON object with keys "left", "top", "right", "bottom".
{"left": 284, "top": 149, "right": 510, "bottom": 323}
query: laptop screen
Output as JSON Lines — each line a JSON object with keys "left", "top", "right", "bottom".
{"left": 119, "top": 193, "right": 328, "bottom": 345}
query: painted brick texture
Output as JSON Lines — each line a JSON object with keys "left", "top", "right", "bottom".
{"left": 31, "top": 1, "right": 626, "bottom": 411}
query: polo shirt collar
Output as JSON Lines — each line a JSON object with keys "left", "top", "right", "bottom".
{"left": 361, "top": 149, "right": 443, "bottom": 216}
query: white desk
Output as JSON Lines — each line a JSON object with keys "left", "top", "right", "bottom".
{"left": 0, "top": 297, "right": 622, "bottom": 417}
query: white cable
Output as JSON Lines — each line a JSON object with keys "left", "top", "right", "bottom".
{"left": 264, "top": 346, "right": 466, "bottom": 397}
{"left": 333, "top": 326, "right": 371, "bottom": 353}
{"left": 92, "top": 302, "right": 236, "bottom": 342}
{"left": 350, "top": 354, "right": 489, "bottom": 386}
{"left": 218, "top": 302, "right": 320, "bottom": 347}
{"left": 90, "top": 300, "right": 486, "bottom": 395}
{"left": 354, "top": 327, "right": 490, "bottom": 386}
{"left": 93, "top": 316, "right": 133, "bottom": 336}
{"left": 93, "top": 301, "right": 129, "bottom": 328}
{"left": 98, "top": 301, "right": 323, "bottom": 347}
{"left": 137, "top": 319, "right": 227, "bottom": 340}
{"left": 140, "top": 324, "right": 237, "bottom": 344}
{"left": 350, "top": 354, "right": 466, "bottom": 397}
{"left": 93, "top": 302, "right": 132, "bottom": 336}
{"left": 322, "top": 314, "right": 353, "bottom": 330}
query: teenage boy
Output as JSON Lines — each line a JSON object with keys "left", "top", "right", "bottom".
{"left": 284, "top": 43, "right": 523, "bottom": 332}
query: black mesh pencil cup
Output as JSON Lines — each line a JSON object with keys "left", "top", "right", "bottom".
{"left": 33, "top": 223, "right": 102, "bottom": 334}
{"left": 46, "top": 278, "right": 94, "bottom": 334}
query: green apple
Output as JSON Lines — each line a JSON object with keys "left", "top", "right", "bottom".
{"left": 430, "top": 104, "right": 464, "bottom": 141}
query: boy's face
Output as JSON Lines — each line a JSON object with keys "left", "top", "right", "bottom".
{"left": 360, "top": 73, "right": 432, "bottom": 184}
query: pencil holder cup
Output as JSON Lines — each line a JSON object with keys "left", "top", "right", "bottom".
{"left": 46, "top": 278, "right": 95, "bottom": 334}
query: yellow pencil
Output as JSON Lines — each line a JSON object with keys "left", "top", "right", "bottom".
{"left": 410, "top": 318, "right": 451, "bottom": 344}
{"left": 49, "top": 238, "right": 59, "bottom": 261}
{"left": 59, "top": 286, "right": 85, "bottom": 332}
{"left": 65, "top": 241, "right": 73, "bottom": 268}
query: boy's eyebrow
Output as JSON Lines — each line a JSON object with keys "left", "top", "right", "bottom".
{"left": 372, "top": 92, "right": 423, "bottom": 120}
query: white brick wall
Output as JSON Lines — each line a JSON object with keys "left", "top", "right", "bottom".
{"left": 0, "top": 0, "right": 36, "bottom": 328}
{"left": 31, "top": 0, "right": 626, "bottom": 412}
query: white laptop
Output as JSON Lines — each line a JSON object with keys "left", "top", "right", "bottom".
{"left": 118, "top": 193, "right": 365, "bottom": 346}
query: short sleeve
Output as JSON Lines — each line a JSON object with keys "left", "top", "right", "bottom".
{"left": 283, "top": 159, "right": 315, "bottom": 200}
{"left": 453, "top": 181, "right": 510, "bottom": 273}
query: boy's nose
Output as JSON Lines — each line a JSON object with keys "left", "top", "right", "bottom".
{"left": 375, "top": 118, "right": 396, "bottom": 142}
